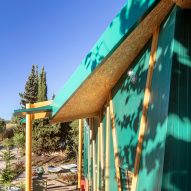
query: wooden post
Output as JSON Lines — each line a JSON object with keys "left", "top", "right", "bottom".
{"left": 78, "top": 119, "right": 83, "bottom": 189}
{"left": 26, "top": 103, "right": 33, "bottom": 191}
{"left": 92, "top": 118, "right": 97, "bottom": 191}
{"left": 97, "top": 118, "right": 101, "bottom": 191}
{"left": 105, "top": 104, "right": 110, "bottom": 191}
{"left": 131, "top": 27, "right": 160, "bottom": 191}
{"left": 109, "top": 94, "right": 122, "bottom": 191}
{"left": 100, "top": 113, "right": 105, "bottom": 191}
{"left": 89, "top": 118, "right": 93, "bottom": 190}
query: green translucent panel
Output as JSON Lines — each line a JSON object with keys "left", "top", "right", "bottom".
{"left": 111, "top": 41, "right": 151, "bottom": 173}
{"left": 83, "top": 119, "right": 90, "bottom": 178}
{"left": 137, "top": 7, "right": 176, "bottom": 191}
{"left": 109, "top": 114, "right": 118, "bottom": 191}
{"left": 162, "top": 8, "right": 191, "bottom": 191}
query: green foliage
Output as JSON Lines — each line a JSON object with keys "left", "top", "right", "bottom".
{"left": 65, "top": 120, "right": 79, "bottom": 159}
{"left": 0, "top": 119, "right": 6, "bottom": 134}
{"left": 13, "top": 132, "right": 25, "bottom": 151}
{"left": 2, "top": 138, "right": 14, "bottom": 149}
{"left": 32, "top": 119, "right": 62, "bottom": 154}
{"left": 32, "top": 119, "right": 78, "bottom": 156}
{"left": 38, "top": 66, "right": 47, "bottom": 102}
{"left": 13, "top": 132, "right": 25, "bottom": 157}
{"left": 19, "top": 64, "right": 38, "bottom": 107}
{"left": 0, "top": 167, "right": 15, "bottom": 186}
{"left": 0, "top": 149, "right": 15, "bottom": 186}
{"left": 0, "top": 119, "right": 6, "bottom": 140}
{"left": 11, "top": 115, "right": 22, "bottom": 125}
{"left": 0, "top": 150, "right": 15, "bottom": 166}
{"left": 17, "top": 64, "right": 79, "bottom": 158}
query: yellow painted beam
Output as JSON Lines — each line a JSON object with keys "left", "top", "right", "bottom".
{"left": 100, "top": 112, "right": 105, "bottom": 190}
{"left": 33, "top": 100, "right": 52, "bottom": 119}
{"left": 105, "top": 104, "right": 110, "bottom": 191}
{"left": 25, "top": 103, "right": 33, "bottom": 191}
{"left": 32, "top": 100, "right": 52, "bottom": 108}
{"left": 92, "top": 119, "right": 97, "bottom": 191}
{"left": 78, "top": 119, "right": 83, "bottom": 189}
{"left": 131, "top": 27, "right": 160, "bottom": 191}
{"left": 89, "top": 118, "right": 93, "bottom": 190}
{"left": 109, "top": 94, "right": 122, "bottom": 191}
{"left": 33, "top": 112, "right": 50, "bottom": 120}
{"left": 97, "top": 117, "right": 101, "bottom": 191}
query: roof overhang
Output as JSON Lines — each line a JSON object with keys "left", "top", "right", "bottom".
{"left": 51, "top": 0, "right": 174, "bottom": 123}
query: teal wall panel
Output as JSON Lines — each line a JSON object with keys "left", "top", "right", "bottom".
{"left": 82, "top": 6, "right": 191, "bottom": 191}
{"left": 109, "top": 114, "right": 118, "bottom": 191}
{"left": 111, "top": 41, "right": 151, "bottom": 173}
{"left": 137, "top": 7, "right": 176, "bottom": 191}
{"left": 162, "top": 8, "right": 191, "bottom": 191}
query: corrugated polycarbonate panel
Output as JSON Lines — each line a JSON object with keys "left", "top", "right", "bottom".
{"left": 111, "top": 41, "right": 151, "bottom": 174}
{"left": 162, "top": 8, "right": 191, "bottom": 191}
{"left": 137, "top": 7, "right": 176, "bottom": 191}
{"left": 83, "top": 119, "right": 89, "bottom": 179}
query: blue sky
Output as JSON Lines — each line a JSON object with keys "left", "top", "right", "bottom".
{"left": 0, "top": 0, "right": 126, "bottom": 120}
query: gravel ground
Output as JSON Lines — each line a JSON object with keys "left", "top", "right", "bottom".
{"left": 0, "top": 147, "right": 77, "bottom": 191}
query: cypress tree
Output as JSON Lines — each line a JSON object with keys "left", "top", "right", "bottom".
{"left": 19, "top": 64, "right": 38, "bottom": 107}
{"left": 37, "top": 66, "right": 48, "bottom": 102}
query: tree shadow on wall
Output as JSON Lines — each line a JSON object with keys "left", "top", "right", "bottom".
{"left": 111, "top": 7, "right": 191, "bottom": 191}
{"left": 83, "top": 0, "right": 157, "bottom": 72}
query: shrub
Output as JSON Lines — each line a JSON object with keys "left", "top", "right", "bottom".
{"left": 0, "top": 149, "right": 15, "bottom": 186}
{"left": 0, "top": 119, "right": 6, "bottom": 140}
{"left": 32, "top": 119, "right": 62, "bottom": 155}
{"left": 13, "top": 132, "right": 25, "bottom": 158}
{"left": 2, "top": 138, "right": 14, "bottom": 149}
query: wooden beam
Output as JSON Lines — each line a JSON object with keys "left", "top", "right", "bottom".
{"left": 85, "top": 119, "right": 90, "bottom": 191}
{"left": 33, "top": 112, "right": 50, "bottom": 120}
{"left": 33, "top": 100, "right": 52, "bottom": 120}
{"left": 105, "top": 104, "right": 110, "bottom": 191}
{"left": 97, "top": 118, "right": 101, "bottom": 191}
{"left": 89, "top": 118, "right": 93, "bottom": 190}
{"left": 25, "top": 103, "right": 33, "bottom": 191}
{"left": 100, "top": 112, "right": 105, "bottom": 191}
{"left": 51, "top": 112, "right": 99, "bottom": 124}
{"left": 109, "top": 94, "right": 122, "bottom": 191}
{"left": 92, "top": 118, "right": 97, "bottom": 191}
{"left": 32, "top": 100, "right": 52, "bottom": 108}
{"left": 78, "top": 119, "right": 83, "bottom": 189}
{"left": 131, "top": 27, "right": 160, "bottom": 191}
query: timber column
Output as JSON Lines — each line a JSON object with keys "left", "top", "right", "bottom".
{"left": 78, "top": 119, "right": 83, "bottom": 189}
{"left": 26, "top": 103, "right": 33, "bottom": 191}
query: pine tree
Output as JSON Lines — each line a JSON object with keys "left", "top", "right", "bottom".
{"left": 19, "top": 64, "right": 38, "bottom": 107}
{"left": 37, "top": 66, "right": 48, "bottom": 102}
